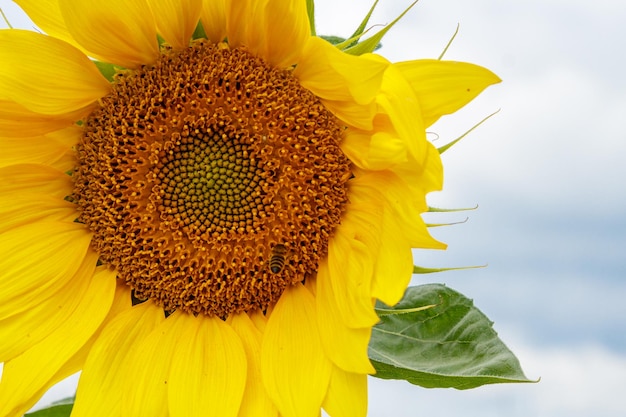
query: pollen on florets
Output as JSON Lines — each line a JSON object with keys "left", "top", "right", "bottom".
{"left": 73, "top": 40, "right": 351, "bottom": 317}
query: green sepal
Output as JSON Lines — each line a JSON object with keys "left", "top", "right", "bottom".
{"left": 369, "top": 284, "right": 534, "bottom": 389}
{"left": 1, "top": 8, "right": 14, "bottom": 28}
{"left": 25, "top": 397, "right": 74, "bottom": 417}
{"left": 438, "top": 23, "right": 460, "bottom": 60}
{"left": 192, "top": 20, "right": 207, "bottom": 40}
{"left": 94, "top": 61, "right": 118, "bottom": 82}
{"left": 344, "top": 0, "right": 379, "bottom": 50}
{"left": 438, "top": 110, "right": 500, "bottom": 154}
{"left": 320, "top": 33, "right": 381, "bottom": 52}
{"left": 344, "top": 0, "right": 418, "bottom": 56}
{"left": 319, "top": 0, "right": 383, "bottom": 52}
{"left": 425, "top": 217, "right": 468, "bottom": 227}
{"left": 306, "top": 0, "right": 316, "bottom": 36}
{"left": 428, "top": 205, "right": 478, "bottom": 213}
{"left": 413, "top": 264, "right": 486, "bottom": 274}
{"left": 157, "top": 33, "right": 166, "bottom": 47}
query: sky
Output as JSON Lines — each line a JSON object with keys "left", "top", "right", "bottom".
{"left": 2, "top": 0, "right": 626, "bottom": 416}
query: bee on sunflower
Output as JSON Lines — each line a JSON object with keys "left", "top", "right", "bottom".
{"left": 0, "top": 1, "right": 526, "bottom": 417}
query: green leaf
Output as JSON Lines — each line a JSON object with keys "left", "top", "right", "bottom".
{"left": 25, "top": 398, "right": 74, "bottom": 417}
{"left": 369, "top": 284, "right": 534, "bottom": 389}
{"left": 25, "top": 404, "right": 72, "bottom": 417}
{"left": 319, "top": 35, "right": 347, "bottom": 46}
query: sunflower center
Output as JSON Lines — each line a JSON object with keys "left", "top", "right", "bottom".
{"left": 157, "top": 125, "right": 265, "bottom": 235}
{"left": 73, "top": 41, "right": 351, "bottom": 317}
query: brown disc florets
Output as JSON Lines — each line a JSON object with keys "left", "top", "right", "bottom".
{"left": 73, "top": 40, "right": 351, "bottom": 317}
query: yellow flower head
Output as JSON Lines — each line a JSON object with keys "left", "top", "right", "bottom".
{"left": 0, "top": 1, "right": 500, "bottom": 416}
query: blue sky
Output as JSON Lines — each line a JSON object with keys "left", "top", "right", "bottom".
{"left": 2, "top": 0, "right": 625, "bottom": 416}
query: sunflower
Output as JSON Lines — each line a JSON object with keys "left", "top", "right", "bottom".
{"left": 0, "top": 0, "right": 500, "bottom": 416}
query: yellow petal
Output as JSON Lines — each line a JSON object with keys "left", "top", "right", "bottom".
{"left": 322, "top": 367, "right": 368, "bottom": 417}
{"left": 371, "top": 210, "right": 414, "bottom": 306}
{"left": 316, "top": 260, "right": 375, "bottom": 374}
{"left": 248, "top": 309, "right": 268, "bottom": 333}
{"left": 0, "top": 126, "right": 79, "bottom": 168}
{"left": 226, "top": 0, "right": 309, "bottom": 68}
{"left": 356, "top": 169, "right": 445, "bottom": 249}
{"left": 97, "top": 279, "right": 136, "bottom": 328}
{"left": 325, "top": 180, "right": 384, "bottom": 329}
{"left": 14, "top": 0, "right": 91, "bottom": 54}
{"left": 0, "top": 249, "right": 97, "bottom": 361}
{"left": 0, "top": 221, "right": 92, "bottom": 325}
{"left": 0, "top": 30, "right": 110, "bottom": 115}
{"left": 327, "top": 230, "right": 380, "bottom": 328}
{"left": 223, "top": 0, "right": 258, "bottom": 52}
{"left": 58, "top": 0, "right": 159, "bottom": 68}
{"left": 425, "top": 140, "right": 445, "bottom": 192}
{"left": 168, "top": 314, "right": 246, "bottom": 417}
{"left": 0, "top": 163, "right": 73, "bottom": 200}
{"left": 72, "top": 300, "right": 165, "bottom": 417}
{"left": 296, "top": 38, "right": 387, "bottom": 105}
{"left": 377, "top": 65, "right": 427, "bottom": 163}
{"left": 295, "top": 37, "right": 387, "bottom": 129}
{"left": 339, "top": 67, "right": 430, "bottom": 171}
{"left": 348, "top": 169, "right": 444, "bottom": 304}
{"left": 147, "top": 0, "right": 202, "bottom": 50}
{"left": 303, "top": 270, "right": 317, "bottom": 296}
{"left": 395, "top": 59, "right": 501, "bottom": 127}
{"left": 348, "top": 172, "right": 424, "bottom": 302}
{"left": 320, "top": 99, "right": 377, "bottom": 131}
{"left": 121, "top": 313, "right": 175, "bottom": 417}
{"left": 229, "top": 313, "right": 278, "bottom": 417}
{"left": 0, "top": 256, "right": 114, "bottom": 417}
{"left": 1, "top": 332, "right": 86, "bottom": 417}
{"left": 0, "top": 194, "right": 76, "bottom": 235}
{"left": 44, "top": 119, "right": 88, "bottom": 149}
{"left": 263, "top": 0, "right": 310, "bottom": 67}
{"left": 49, "top": 149, "right": 76, "bottom": 171}
{"left": 0, "top": 100, "right": 84, "bottom": 138}
{"left": 200, "top": 0, "right": 227, "bottom": 42}
{"left": 261, "top": 284, "right": 332, "bottom": 417}
{"left": 10, "top": 271, "right": 131, "bottom": 417}
{"left": 406, "top": 140, "right": 445, "bottom": 196}
{"left": 43, "top": 128, "right": 78, "bottom": 169}
{"left": 388, "top": 142, "right": 445, "bottom": 206}
{"left": 341, "top": 125, "right": 408, "bottom": 171}
{"left": 370, "top": 169, "right": 430, "bottom": 232}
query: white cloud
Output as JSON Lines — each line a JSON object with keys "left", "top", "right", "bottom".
{"left": 513, "top": 342, "right": 626, "bottom": 416}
